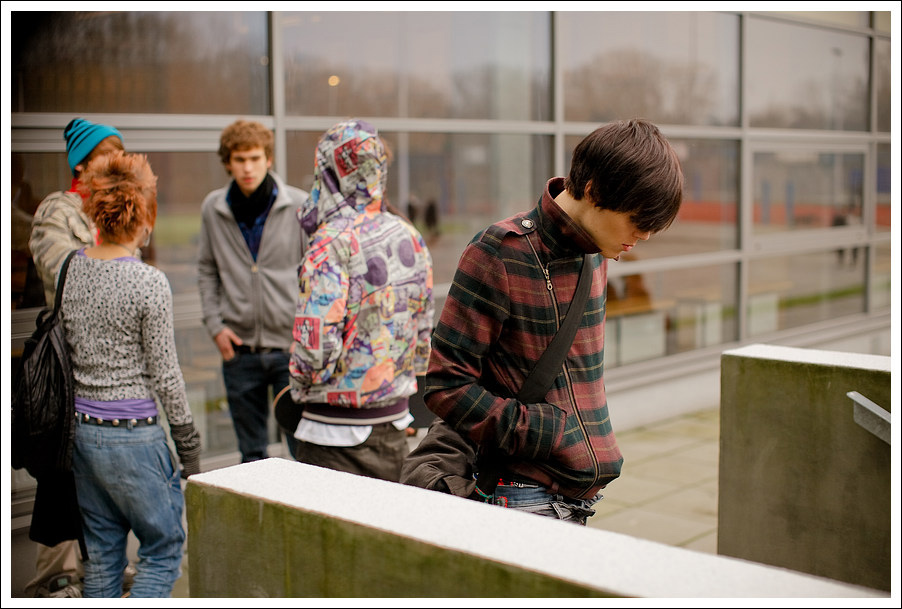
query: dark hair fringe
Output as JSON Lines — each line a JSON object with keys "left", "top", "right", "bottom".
{"left": 565, "top": 119, "right": 684, "bottom": 234}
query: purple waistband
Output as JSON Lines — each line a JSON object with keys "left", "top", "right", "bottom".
{"left": 302, "top": 398, "right": 409, "bottom": 426}
{"left": 75, "top": 397, "right": 158, "bottom": 421}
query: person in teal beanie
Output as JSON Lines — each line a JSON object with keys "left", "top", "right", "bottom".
{"left": 62, "top": 118, "right": 123, "bottom": 176}
{"left": 30, "top": 119, "right": 124, "bottom": 306}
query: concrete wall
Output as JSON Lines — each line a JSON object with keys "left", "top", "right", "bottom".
{"left": 718, "top": 344, "right": 892, "bottom": 592}
{"left": 185, "top": 459, "right": 882, "bottom": 598}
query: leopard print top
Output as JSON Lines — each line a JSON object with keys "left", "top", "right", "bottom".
{"left": 60, "top": 250, "right": 194, "bottom": 426}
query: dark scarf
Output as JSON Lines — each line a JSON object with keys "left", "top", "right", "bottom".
{"left": 228, "top": 173, "right": 276, "bottom": 227}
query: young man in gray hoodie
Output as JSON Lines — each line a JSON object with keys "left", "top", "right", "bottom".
{"left": 197, "top": 120, "right": 308, "bottom": 463}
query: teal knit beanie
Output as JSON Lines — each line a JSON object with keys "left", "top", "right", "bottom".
{"left": 63, "top": 118, "right": 123, "bottom": 175}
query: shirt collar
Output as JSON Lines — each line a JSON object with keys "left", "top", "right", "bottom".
{"left": 537, "top": 177, "right": 601, "bottom": 256}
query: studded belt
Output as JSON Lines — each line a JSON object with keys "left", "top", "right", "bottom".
{"left": 76, "top": 412, "right": 158, "bottom": 427}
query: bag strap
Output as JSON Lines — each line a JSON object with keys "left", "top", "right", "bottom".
{"left": 518, "top": 252, "right": 593, "bottom": 403}
{"left": 476, "top": 252, "right": 594, "bottom": 499}
{"left": 53, "top": 250, "right": 77, "bottom": 312}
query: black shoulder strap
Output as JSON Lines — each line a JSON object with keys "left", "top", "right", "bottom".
{"left": 517, "top": 253, "right": 593, "bottom": 404}
{"left": 475, "top": 253, "right": 593, "bottom": 499}
{"left": 54, "top": 250, "right": 77, "bottom": 312}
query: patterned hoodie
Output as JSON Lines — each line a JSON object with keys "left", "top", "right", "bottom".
{"left": 288, "top": 120, "right": 434, "bottom": 425}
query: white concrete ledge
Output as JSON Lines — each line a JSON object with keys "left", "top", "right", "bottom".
{"left": 723, "top": 343, "right": 891, "bottom": 371}
{"left": 189, "top": 459, "right": 885, "bottom": 598}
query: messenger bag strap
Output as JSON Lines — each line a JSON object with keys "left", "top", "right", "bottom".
{"left": 54, "top": 250, "right": 77, "bottom": 313}
{"left": 517, "top": 252, "right": 593, "bottom": 404}
{"left": 476, "top": 253, "right": 594, "bottom": 499}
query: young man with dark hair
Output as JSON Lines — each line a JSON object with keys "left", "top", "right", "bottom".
{"left": 422, "top": 118, "right": 684, "bottom": 523}
{"left": 197, "top": 119, "right": 308, "bottom": 463}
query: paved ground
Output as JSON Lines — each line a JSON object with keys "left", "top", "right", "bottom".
{"left": 586, "top": 408, "right": 719, "bottom": 553}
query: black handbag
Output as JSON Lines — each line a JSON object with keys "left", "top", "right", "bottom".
{"left": 400, "top": 252, "right": 594, "bottom": 499}
{"left": 12, "top": 250, "right": 77, "bottom": 478}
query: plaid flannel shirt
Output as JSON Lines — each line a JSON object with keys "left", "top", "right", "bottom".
{"left": 424, "top": 177, "right": 622, "bottom": 500}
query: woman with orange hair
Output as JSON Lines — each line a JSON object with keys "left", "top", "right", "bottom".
{"left": 60, "top": 150, "right": 200, "bottom": 597}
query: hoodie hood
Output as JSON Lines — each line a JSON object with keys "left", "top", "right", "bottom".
{"left": 299, "top": 119, "right": 387, "bottom": 238}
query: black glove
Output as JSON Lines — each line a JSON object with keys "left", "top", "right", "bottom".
{"left": 170, "top": 422, "right": 201, "bottom": 478}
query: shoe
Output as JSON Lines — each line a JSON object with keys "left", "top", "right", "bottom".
{"left": 35, "top": 573, "right": 82, "bottom": 598}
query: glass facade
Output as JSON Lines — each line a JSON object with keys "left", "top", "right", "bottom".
{"left": 748, "top": 250, "right": 867, "bottom": 335}
{"left": 8, "top": 10, "right": 892, "bottom": 466}
{"left": 752, "top": 150, "right": 865, "bottom": 234}
{"left": 606, "top": 263, "right": 739, "bottom": 366}
{"left": 876, "top": 143, "right": 891, "bottom": 232}
{"left": 746, "top": 16, "right": 870, "bottom": 131}
{"left": 559, "top": 11, "right": 740, "bottom": 126}
{"left": 280, "top": 11, "right": 551, "bottom": 120}
{"left": 12, "top": 11, "right": 271, "bottom": 115}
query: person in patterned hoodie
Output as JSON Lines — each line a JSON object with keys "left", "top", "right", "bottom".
{"left": 424, "top": 119, "right": 684, "bottom": 524}
{"left": 287, "top": 119, "right": 434, "bottom": 482}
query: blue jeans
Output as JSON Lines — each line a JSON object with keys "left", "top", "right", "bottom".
{"left": 486, "top": 483, "right": 602, "bottom": 525}
{"left": 222, "top": 349, "right": 297, "bottom": 462}
{"left": 73, "top": 420, "right": 185, "bottom": 598}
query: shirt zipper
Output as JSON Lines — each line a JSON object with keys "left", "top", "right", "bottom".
{"left": 526, "top": 233, "right": 600, "bottom": 495}
{"left": 526, "top": 233, "right": 555, "bottom": 298}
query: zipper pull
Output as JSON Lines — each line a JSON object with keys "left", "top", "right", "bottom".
{"left": 525, "top": 232, "right": 553, "bottom": 291}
